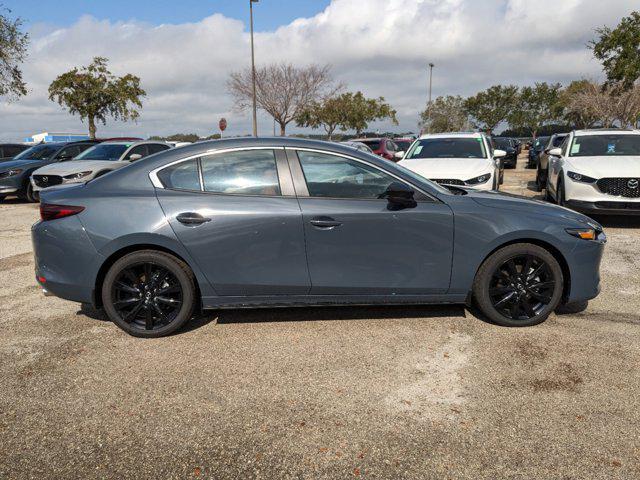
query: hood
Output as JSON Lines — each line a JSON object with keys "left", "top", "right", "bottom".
{"left": 0, "top": 158, "right": 44, "bottom": 172}
{"left": 399, "top": 157, "right": 494, "bottom": 180}
{"left": 564, "top": 156, "right": 640, "bottom": 178}
{"left": 468, "top": 189, "right": 597, "bottom": 226}
{"left": 33, "top": 160, "right": 125, "bottom": 175}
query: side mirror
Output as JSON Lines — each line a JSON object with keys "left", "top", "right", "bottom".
{"left": 379, "top": 182, "right": 417, "bottom": 210}
{"left": 128, "top": 153, "right": 143, "bottom": 162}
{"left": 394, "top": 151, "right": 405, "bottom": 160}
{"left": 548, "top": 148, "right": 562, "bottom": 157}
{"left": 493, "top": 149, "right": 507, "bottom": 158}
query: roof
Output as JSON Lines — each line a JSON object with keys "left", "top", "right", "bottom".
{"left": 419, "top": 132, "right": 484, "bottom": 139}
{"left": 573, "top": 128, "right": 640, "bottom": 136}
{"left": 99, "top": 140, "right": 170, "bottom": 146}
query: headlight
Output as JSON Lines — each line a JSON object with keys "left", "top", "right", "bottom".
{"left": 63, "top": 171, "right": 92, "bottom": 180}
{"left": 466, "top": 173, "right": 491, "bottom": 185}
{"left": 567, "top": 171, "right": 597, "bottom": 183}
{"left": 566, "top": 226, "right": 606, "bottom": 243}
{"left": 0, "top": 168, "right": 24, "bottom": 179}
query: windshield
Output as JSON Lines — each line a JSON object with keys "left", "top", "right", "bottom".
{"left": 394, "top": 140, "right": 413, "bottom": 151}
{"left": 569, "top": 134, "right": 640, "bottom": 157}
{"left": 360, "top": 140, "right": 381, "bottom": 150}
{"left": 534, "top": 137, "right": 549, "bottom": 150}
{"left": 13, "top": 144, "right": 58, "bottom": 160}
{"left": 492, "top": 138, "right": 512, "bottom": 149}
{"left": 406, "top": 138, "right": 486, "bottom": 159}
{"left": 75, "top": 144, "right": 130, "bottom": 161}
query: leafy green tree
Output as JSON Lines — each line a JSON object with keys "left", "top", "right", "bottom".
{"left": 48, "top": 57, "right": 146, "bottom": 139}
{"left": 342, "top": 91, "right": 397, "bottom": 136}
{"left": 590, "top": 11, "right": 640, "bottom": 89}
{"left": 296, "top": 94, "right": 349, "bottom": 140}
{"left": 0, "top": 5, "right": 29, "bottom": 100}
{"left": 464, "top": 85, "right": 519, "bottom": 133}
{"left": 420, "top": 95, "right": 469, "bottom": 133}
{"left": 507, "top": 82, "right": 562, "bottom": 138}
{"left": 558, "top": 79, "right": 599, "bottom": 128}
{"left": 297, "top": 91, "right": 397, "bottom": 138}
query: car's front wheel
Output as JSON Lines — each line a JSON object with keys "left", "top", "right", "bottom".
{"left": 101, "top": 250, "right": 196, "bottom": 338}
{"left": 25, "top": 183, "right": 38, "bottom": 203}
{"left": 473, "top": 243, "right": 563, "bottom": 327}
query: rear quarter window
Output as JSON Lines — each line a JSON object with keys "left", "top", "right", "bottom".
{"left": 157, "top": 159, "right": 201, "bottom": 191}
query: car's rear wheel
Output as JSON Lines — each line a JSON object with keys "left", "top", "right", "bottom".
{"left": 473, "top": 243, "right": 563, "bottom": 327}
{"left": 556, "top": 179, "right": 565, "bottom": 206}
{"left": 101, "top": 250, "right": 196, "bottom": 338}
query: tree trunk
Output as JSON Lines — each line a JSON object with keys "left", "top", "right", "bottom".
{"left": 325, "top": 124, "right": 336, "bottom": 141}
{"left": 279, "top": 122, "right": 286, "bottom": 136}
{"left": 88, "top": 116, "right": 97, "bottom": 139}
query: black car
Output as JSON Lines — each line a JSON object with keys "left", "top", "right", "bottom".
{"left": 491, "top": 137, "right": 518, "bottom": 168}
{"left": 527, "top": 136, "right": 550, "bottom": 169}
{"left": 535, "top": 133, "right": 568, "bottom": 191}
{"left": 0, "top": 143, "right": 29, "bottom": 162}
{"left": 0, "top": 140, "right": 98, "bottom": 202}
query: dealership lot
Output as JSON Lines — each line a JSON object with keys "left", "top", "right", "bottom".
{"left": 1, "top": 156, "right": 640, "bottom": 478}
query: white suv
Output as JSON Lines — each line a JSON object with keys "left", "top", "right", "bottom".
{"left": 398, "top": 132, "right": 505, "bottom": 191}
{"left": 31, "top": 141, "right": 171, "bottom": 193}
{"left": 546, "top": 129, "right": 640, "bottom": 215}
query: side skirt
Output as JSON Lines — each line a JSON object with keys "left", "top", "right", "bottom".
{"left": 202, "top": 294, "right": 468, "bottom": 310}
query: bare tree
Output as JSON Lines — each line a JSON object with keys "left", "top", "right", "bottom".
{"left": 563, "top": 80, "right": 640, "bottom": 128}
{"left": 228, "top": 63, "right": 340, "bottom": 136}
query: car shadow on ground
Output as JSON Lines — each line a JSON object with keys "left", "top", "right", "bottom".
{"left": 591, "top": 215, "right": 640, "bottom": 229}
{"left": 79, "top": 302, "right": 469, "bottom": 334}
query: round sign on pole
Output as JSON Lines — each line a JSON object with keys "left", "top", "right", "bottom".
{"left": 219, "top": 118, "right": 227, "bottom": 132}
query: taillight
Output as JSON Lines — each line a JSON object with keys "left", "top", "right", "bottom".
{"left": 40, "top": 203, "right": 85, "bottom": 221}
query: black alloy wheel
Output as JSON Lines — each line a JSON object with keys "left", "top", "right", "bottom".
{"left": 473, "top": 243, "right": 563, "bottom": 327}
{"left": 102, "top": 250, "right": 196, "bottom": 337}
{"left": 488, "top": 254, "right": 555, "bottom": 321}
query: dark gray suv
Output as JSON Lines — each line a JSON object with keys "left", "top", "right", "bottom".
{"left": 32, "top": 138, "right": 605, "bottom": 337}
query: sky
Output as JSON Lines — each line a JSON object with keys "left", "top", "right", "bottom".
{"left": 0, "top": 0, "right": 637, "bottom": 141}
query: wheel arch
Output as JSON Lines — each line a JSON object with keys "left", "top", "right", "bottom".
{"left": 93, "top": 243, "right": 203, "bottom": 310}
{"left": 474, "top": 237, "right": 571, "bottom": 304}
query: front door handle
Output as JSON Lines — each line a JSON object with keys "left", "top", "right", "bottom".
{"left": 310, "top": 216, "right": 342, "bottom": 229}
{"left": 176, "top": 212, "right": 211, "bottom": 225}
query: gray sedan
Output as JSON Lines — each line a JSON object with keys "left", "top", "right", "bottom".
{"left": 32, "top": 138, "right": 605, "bottom": 337}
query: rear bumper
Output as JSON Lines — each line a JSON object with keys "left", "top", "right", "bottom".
{"left": 32, "top": 216, "right": 103, "bottom": 304}
{"left": 565, "top": 199, "right": 640, "bottom": 216}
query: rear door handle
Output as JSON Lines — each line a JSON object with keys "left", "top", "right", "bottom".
{"left": 310, "top": 216, "right": 342, "bottom": 229}
{"left": 176, "top": 212, "right": 211, "bottom": 225}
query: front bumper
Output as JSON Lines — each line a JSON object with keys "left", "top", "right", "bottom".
{"left": 0, "top": 186, "right": 18, "bottom": 194}
{"left": 565, "top": 234, "right": 605, "bottom": 304}
{"left": 565, "top": 199, "right": 640, "bottom": 216}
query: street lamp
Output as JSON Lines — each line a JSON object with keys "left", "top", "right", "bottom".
{"left": 250, "top": 0, "right": 259, "bottom": 137}
{"left": 426, "top": 62, "right": 434, "bottom": 133}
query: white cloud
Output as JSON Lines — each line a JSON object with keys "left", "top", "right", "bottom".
{"left": 0, "top": 0, "right": 637, "bottom": 140}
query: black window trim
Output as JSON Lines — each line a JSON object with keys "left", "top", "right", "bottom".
{"left": 150, "top": 146, "right": 295, "bottom": 197}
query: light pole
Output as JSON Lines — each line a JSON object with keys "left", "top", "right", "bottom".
{"left": 426, "top": 62, "right": 434, "bottom": 133}
{"left": 250, "top": 0, "right": 259, "bottom": 137}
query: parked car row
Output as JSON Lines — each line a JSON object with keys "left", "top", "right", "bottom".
{"left": 0, "top": 139, "right": 171, "bottom": 202}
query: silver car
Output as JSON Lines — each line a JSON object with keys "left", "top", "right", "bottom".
{"left": 31, "top": 140, "right": 171, "bottom": 192}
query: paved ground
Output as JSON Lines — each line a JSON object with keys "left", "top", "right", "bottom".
{"left": 1, "top": 154, "right": 639, "bottom": 479}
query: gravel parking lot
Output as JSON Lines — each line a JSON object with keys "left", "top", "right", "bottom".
{"left": 1, "top": 154, "right": 639, "bottom": 479}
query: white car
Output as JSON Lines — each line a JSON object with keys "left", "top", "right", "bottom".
{"left": 31, "top": 141, "right": 171, "bottom": 193}
{"left": 546, "top": 129, "right": 640, "bottom": 215}
{"left": 397, "top": 132, "right": 505, "bottom": 191}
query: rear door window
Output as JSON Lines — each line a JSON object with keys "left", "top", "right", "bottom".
{"left": 200, "top": 149, "right": 281, "bottom": 196}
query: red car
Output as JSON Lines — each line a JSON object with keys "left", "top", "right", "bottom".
{"left": 352, "top": 137, "right": 399, "bottom": 161}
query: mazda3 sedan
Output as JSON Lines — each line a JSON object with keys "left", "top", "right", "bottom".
{"left": 32, "top": 138, "right": 605, "bottom": 337}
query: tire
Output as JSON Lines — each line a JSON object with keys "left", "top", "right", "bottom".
{"left": 534, "top": 167, "right": 543, "bottom": 192}
{"left": 472, "top": 243, "right": 564, "bottom": 327}
{"left": 556, "top": 179, "right": 565, "bottom": 206}
{"left": 0, "top": 195, "right": 5, "bottom": 202}
{"left": 25, "top": 182, "right": 38, "bottom": 203}
{"left": 101, "top": 250, "right": 196, "bottom": 338}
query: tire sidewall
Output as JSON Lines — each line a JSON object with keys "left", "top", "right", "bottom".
{"left": 473, "top": 243, "right": 564, "bottom": 327}
{"left": 102, "top": 251, "right": 196, "bottom": 338}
